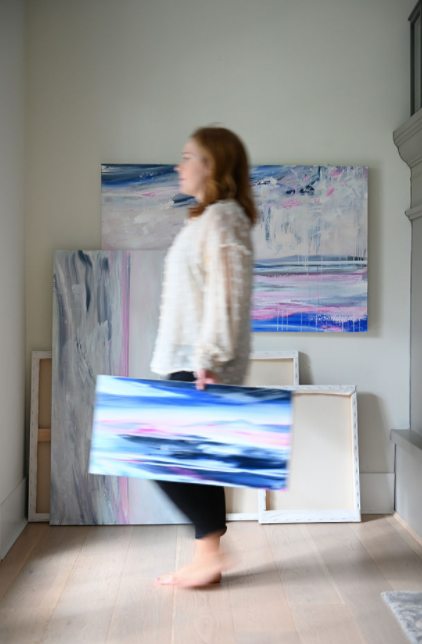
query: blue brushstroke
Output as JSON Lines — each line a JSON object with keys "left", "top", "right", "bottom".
{"left": 252, "top": 314, "right": 368, "bottom": 333}
{"left": 101, "top": 164, "right": 177, "bottom": 185}
{"left": 95, "top": 379, "right": 293, "bottom": 410}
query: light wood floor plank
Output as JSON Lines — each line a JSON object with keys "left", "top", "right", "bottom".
{"left": 0, "top": 526, "right": 90, "bottom": 610}
{"left": 1, "top": 518, "right": 422, "bottom": 644}
{"left": 265, "top": 523, "right": 343, "bottom": 606}
{"left": 0, "top": 523, "right": 48, "bottom": 602}
{"left": 39, "top": 526, "right": 132, "bottom": 644}
{"left": 0, "top": 607, "right": 60, "bottom": 644}
{"left": 0, "top": 526, "right": 90, "bottom": 644}
{"left": 172, "top": 525, "right": 236, "bottom": 644}
{"left": 351, "top": 516, "right": 422, "bottom": 591}
{"left": 106, "top": 525, "right": 177, "bottom": 644}
{"left": 307, "top": 522, "right": 410, "bottom": 644}
{"left": 290, "top": 604, "right": 366, "bottom": 644}
{"left": 226, "top": 522, "right": 299, "bottom": 644}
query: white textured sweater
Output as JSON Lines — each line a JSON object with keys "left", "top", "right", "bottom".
{"left": 150, "top": 200, "right": 254, "bottom": 385}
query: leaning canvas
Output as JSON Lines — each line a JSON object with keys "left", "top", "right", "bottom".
{"left": 101, "top": 164, "right": 368, "bottom": 332}
{"left": 89, "top": 377, "right": 293, "bottom": 490}
{"left": 52, "top": 249, "right": 191, "bottom": 526}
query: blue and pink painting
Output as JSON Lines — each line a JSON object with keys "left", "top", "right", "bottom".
{"left": 89, "top": 376, "right": 293, "bottom": 490}
{"left": 101, "top": 164, "right": 368, "bottom": 333}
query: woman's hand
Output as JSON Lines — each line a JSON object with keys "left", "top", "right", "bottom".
{"left": 195, "top": 369, "right": 221, "bottom": 391}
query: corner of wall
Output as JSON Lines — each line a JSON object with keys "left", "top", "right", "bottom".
{"left": 0, "top": 478, "right": 27, "bottom": 560}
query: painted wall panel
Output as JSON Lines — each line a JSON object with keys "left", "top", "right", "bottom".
{"left": 411, "top": 217, "right": 422, "bottom": 436}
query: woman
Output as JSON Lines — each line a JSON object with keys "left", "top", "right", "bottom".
{"left": 150, "top": 126, "right": 256, "bottom": 587}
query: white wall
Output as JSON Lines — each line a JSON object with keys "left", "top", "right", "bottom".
{"left": 26, "top": 0, "right": 414, "bottom": 510}
{"left": 0, "top": 0, "right": 27, "bottom": 557}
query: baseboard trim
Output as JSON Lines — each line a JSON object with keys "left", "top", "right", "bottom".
{"left": 259, "top": 509, "right": 361, "bottom": 524}
{"left": 227, "top": 512, "right": 258, "bottom": 521}
{"left": 0, "top": 478, "right": 27, "bottom": 560}
{"left": 392, "top": 511, "right": 422, "bottom": 549}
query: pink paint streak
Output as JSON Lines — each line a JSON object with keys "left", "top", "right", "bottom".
{"left": 282, "top": 198, "right": 301, "bottom": 209}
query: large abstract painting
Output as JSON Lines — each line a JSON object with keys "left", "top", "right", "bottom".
{"left": 52, "top": 249, "right": 190, "bottom": 525}
{"left": 89, "top": 377, "right": 292, "bottom": 490}
{"left": 102, "top": 164, "right": 368, "bottom": 332}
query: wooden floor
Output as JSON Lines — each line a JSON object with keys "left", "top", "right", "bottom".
{"left": 1, "top": 516, "right": 422, "bottom": 643}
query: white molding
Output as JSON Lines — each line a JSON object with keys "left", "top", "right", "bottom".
{"left": 391, "top": 512, "right": 422, "bottom": 549}
{"left": 393, "top": 109, "right": 422, "bottom": 169}
{"left": 390, "top": 429, "right": 422, "bottom": 466}
{"left": 259, "top": 385, "right": 361, "bottom": 524}
{"left": 227, "top": 512, "right": 258, "bottom": 521}
{"left": 259, "top": 509, "right": 361, "bottom": 524}
{"left": 394, "top": 108, "right": 422, "bottom": 147}
{"left": 0, "top": 478, "right": 27, "bottom": 560}
{"left": 28, "top": 351, "right": 52, "bottom": 523}
{"left": 412, "top": 162, "right": 422, "bottom": 179}
{"left": 405, "top": 203, "right": 422, "bottom": 221}
{"left": 249, "top": 350, "right": 299, "bottom": 386}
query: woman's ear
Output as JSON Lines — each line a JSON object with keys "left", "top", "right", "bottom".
{"left": 204, "top": 160, "right": 213, "bottom": 178}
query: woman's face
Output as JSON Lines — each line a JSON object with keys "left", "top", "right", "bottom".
{"left": 175, "top": 138, "right": 210, "bottom": 202}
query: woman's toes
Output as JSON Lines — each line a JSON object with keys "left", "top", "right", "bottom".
{"left": 155, "top": 573, "right": 179, "bottom": 585}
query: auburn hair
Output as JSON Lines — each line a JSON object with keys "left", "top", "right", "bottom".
{"left": 188, "top": 126, "right": 257, "bottom": 225}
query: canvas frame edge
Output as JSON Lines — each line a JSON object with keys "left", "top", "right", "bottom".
{"left": 28, "top": 350, "right": 51, "bottom": 523}
{"left": 258, "top": 385, "right": 361, "bottom": 524}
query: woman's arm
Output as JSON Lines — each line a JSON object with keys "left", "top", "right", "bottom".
{"left": 194, "top": 206, "right": 252, "bottom": 388}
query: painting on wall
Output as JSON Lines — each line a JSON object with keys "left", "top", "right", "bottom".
{"left": 89, "top": 377, "right": 293, "bottom": 490}
{"left": 102, "top": 164, "right": 368, "bottom": 333}
{"left": 101, "top": 165, "right": 190, "bottom": 250}
{"left": 51, "top": 249, "right": 190, "bottom": 526}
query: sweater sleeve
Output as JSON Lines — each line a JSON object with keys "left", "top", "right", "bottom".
{"left": 193, "top": 206, "right": 252, "bottom": 373}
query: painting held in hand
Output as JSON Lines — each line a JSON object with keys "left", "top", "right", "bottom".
{"left": 101, "top": 163, "right": 368, "bottom": 332}
{"left": 89, "top": 377, "right": 293, "bottom": 490}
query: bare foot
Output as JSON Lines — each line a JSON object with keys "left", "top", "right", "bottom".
{"left": 155, "top": 553, "right": 225, "bottom": 587}
{"left": 156, "top": 530, "right": 229, "bottom": 588}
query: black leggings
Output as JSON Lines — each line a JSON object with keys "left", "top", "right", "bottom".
{"left": 155, "top": 371, "right": 227, "bottom": 540}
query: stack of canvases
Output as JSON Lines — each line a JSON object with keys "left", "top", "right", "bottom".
{"left": 29, "top": 164, "right": 367, "bottom": 527}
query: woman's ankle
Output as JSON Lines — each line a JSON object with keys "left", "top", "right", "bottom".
{"left": 194, "top": 531, "right": 224, "bottom": 558}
